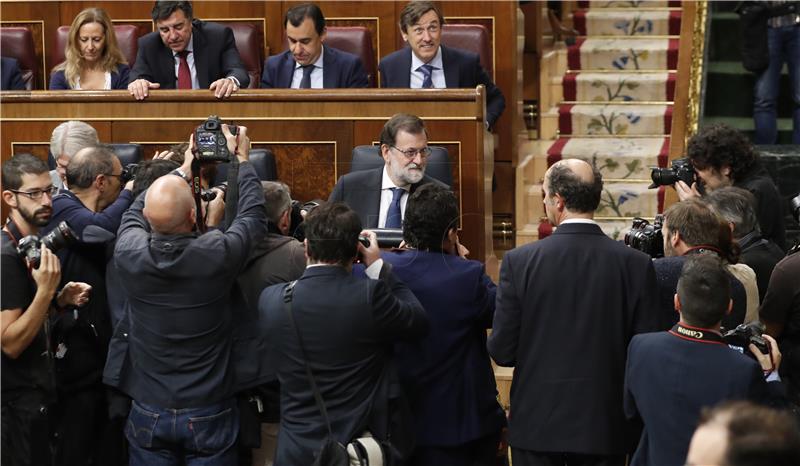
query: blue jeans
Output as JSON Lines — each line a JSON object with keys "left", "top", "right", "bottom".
{"left": 125, "top": 399, "right": 239, "bottom": 466}
{"left": 753, "top": 24, "right": 800, "bottom": 144}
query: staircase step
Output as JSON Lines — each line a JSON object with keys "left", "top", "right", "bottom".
{"left": 596, "top": 182, "right": 664, "bottom": 218}
{"left": 559, "top": 103, "right": 672, "bottom": 136}
{"left": 574, "top": 9, "right": 681, "bottom": 36}
{"left": 568, "top": 38, "right": 679, "bottom": 70}
{"left": 547, "top": 137, "right": 669, "bottom": 179}
{"left": 705, "top": 63, "right": 793, "bottom": 118}
{"left": 701, "top": 117, "right": 797, "bottom": 144}
{"left": 563, "top": 71, "right": 675, "bottom": 101}
{"left": 707, "top": 11, "right": 742, "bottom": 62}
{"left": 577, "top": 0, "right": 681, "bottom": 8}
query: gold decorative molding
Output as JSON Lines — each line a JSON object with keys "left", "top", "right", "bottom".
{"left": 685, "top": 0, "right": 707, "bottom": 144}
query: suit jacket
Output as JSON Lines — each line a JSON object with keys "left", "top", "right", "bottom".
{"left": 488, "top": 222, "right": 659, "bottom": 455}
{"left": 49, "top": 63, "right": 130, "bottom": 90}
{"left": 259, "top": 264, "right": 428, "bottom": 465}
{"left": 328, "top": 167, "right": 447, "bottom": 228}
{"left": 260, "top": 46, "right": 369, "bottom": 88}
{"left": 1, "top": 57, "right": 25, "bottom": 90}
{"left": 380, "top": 250, "right": 506, "bottom": 448}
{"left": 129, "top": 20, "right": 249, "bottom": 89}
{"left": 624, "top": 330, "right": 775, "bottom": 466}
{"left": 378, "top": 45, "right": 505, "bottom": 128}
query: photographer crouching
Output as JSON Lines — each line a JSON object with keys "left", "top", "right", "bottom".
{"left": 105, "top": 121, "right": 267, "bottom": 466}
{"left": 1, "top": 154, "right": 90, "bottom": 466}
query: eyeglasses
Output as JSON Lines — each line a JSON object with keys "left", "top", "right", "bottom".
{"left": 391, "top": 146, "right": 432, "bottom": 159}
{"left": 104, "top": 172, "right": 123, "bottom": 179}
{"left": 410, "top": 23, "right": 440, "bottom": 36}
{"left": 11, "top": 186, "right": 58, "bottom": 201}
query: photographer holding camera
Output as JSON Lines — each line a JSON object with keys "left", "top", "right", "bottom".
{"left": 107, "top": 121, "right": 266, "bottom": 466}
{"left": 624, "top": 254, "right": 784, "bottom": 466}
{"left": 1, "top": 154, "right": 90, "bottom": 466}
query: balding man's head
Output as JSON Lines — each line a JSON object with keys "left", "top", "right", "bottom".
{"left": 143, "top": 175, "right": 196, "bottom": 234}
{"left": 544, "top": 159, "right": 603, "bottom": 215}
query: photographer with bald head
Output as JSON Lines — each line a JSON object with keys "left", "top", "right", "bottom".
{"left": 107, "top": 123, "right": 267, "bottom": 466}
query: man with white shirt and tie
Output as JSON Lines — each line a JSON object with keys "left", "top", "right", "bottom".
{"left": 260, "top": 3, "right": 369, "bottom": 89}
{"left": 328, "top": 113, "right": 447, "bottom": 229}
{"left": 378, "top": 1, "right": 506, "bottom": 129}
{"left": 128, "top": 1, "right": 249, "bottom": 100}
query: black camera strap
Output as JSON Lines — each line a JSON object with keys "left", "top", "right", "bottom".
{"left": 224, "top": 158, "right": 239, "bottom": 231}
{"left": 190, "top": 157, "right": 206, "bottom": 234}
{"left": 669, "top": 323, "right": 725, "bottom": 345}
{"left": 3, "top": 217, "right": 22, "bottom": 247}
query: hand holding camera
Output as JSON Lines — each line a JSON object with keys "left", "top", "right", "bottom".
{"left": 751, "top": 334, "right": 781, "bottom": 375}
{"left": 358, "top": 230, "right": 381, "bottom": 267}
{"left": 31, "top": 245, "right": 61, "bottom": 297}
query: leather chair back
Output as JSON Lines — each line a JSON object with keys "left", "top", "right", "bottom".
{"left": 51, "top": 24, "right": 140, "bottom": 71}
{"left": 324, "top": 26, "right": 376, "bottom": 87}
{"left": 441, "top": 24, "right": 492, "bottom": 75}
{"left": 350, "top": 145, "right": 452, "bottom": 187}
{"left": 213, "top": 148, "right": 277, "bottom": 185}
{"left": 0, "top": 27, "right": 39, "bottom": 89}
{"left": 47, "top": 143, "right": 143, "bottom": 170}
{"left": 214, "top": 21, "right": 264, "bottom": 89}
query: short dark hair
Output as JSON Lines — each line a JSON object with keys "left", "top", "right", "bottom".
{"left": 380, "top": 113, "right": 427, "bottom": 147}
{"left": 262, "top": 181, "right": 292, "bottom": 224}
{"left": 2, "top": 153, "right": 49, "bottom": 191}
{"left": 664, "top": 199, "right": 723, "bottom": 248}
{"left": 285, "top": 3, "right": 325, "bottom": 35}
{"left": 132, "top": 159, "right": 180, "bottom": 198}
{"left": 304, "top": 202, "right": 362, "bottom": 265}
{"left": 399, "top": 1, "right": 444, "bottom": 33}
{"left": 66, "top": 146, "right": 115, "bottom": 189}
{"left": 687, "top": 124, "right": 759, "bottom": 182}
{"left": 403, "top": 183, "right": 458, "bottom": 252}
{"left": 698, "top": 401, "right": 800, "bottom": 466}
{"left": 677, "top": 254, "right": 731, "bottom": 327}
{"left": 546, "top": 163, "right": 603, "bottom": 213}
{"left": 152, "top": 1, "right": 192, "bottom": 22}
{"left": 705, "top": 187, "right": 760, "bottom": 238}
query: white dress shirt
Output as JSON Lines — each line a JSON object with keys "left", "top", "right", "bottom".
{"left": 378, "top": 166, "right": 410, "bottom": 228}
{"left": 290, "top": 46, "right": 325, "bottom": 89}
{"left": 409, "top": 46, "right": 446, "bottom": 89}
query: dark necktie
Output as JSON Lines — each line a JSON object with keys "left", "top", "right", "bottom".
{"left": 418, "top": 64, "right": 434, "bottom": 89}
{"left": 299, "top": 65, "right": 314, "bottom": 89}
{"left": 385, "top": 188, "right": 405, "bottom": 229}
{"left": 177, "top": 50, "right": 192, "bottom": 89}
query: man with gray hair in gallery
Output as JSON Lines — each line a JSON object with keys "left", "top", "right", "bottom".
{"left": 49, "top": 120, "right": 100, "bottom": 190}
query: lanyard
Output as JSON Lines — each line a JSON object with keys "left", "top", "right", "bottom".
{"left": 668, "top": 323, "right": 726, "bottom": 345}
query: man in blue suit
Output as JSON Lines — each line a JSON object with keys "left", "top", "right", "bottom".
{"left": 261, "top": 3, "right": 368, "bottom": 89}
{"left": 375, "top": 183, "right": 506, "bottom": 465}
{"left": 1, "top": 57, "right": 26, "bottom": 90}
{"left": 624, "top": 254, "right": 783, "bottom": 466}
{"left": 378, "top": 1, "right": 505, "bottom": 129}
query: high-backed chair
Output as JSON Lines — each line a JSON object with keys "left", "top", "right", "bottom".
{"left": 47, "top": 143, "right": 143, "bottom": 170}
{"left": 441, "top": 24, "right": 492, "bottom": 75}
{"left": 213, "top": 21, "right": 264, "bottom": 89}
{"left": 0, "top": 27, "right": 39, "bottom": 89}
{"left": 51, "top": 25, "right": 140, "bottom": 71}
{"left": 324, "top": 26, "right": 376, "bottom": 87}
{"left": 213, "top": 149, "right": 277, "bottom": 185}
{"left": 350, "top": 145, "right": 453, "bottom": 187}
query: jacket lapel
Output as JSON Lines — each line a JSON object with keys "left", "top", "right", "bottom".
{"left": 192, "top": 22, "right": 210, "bottom": 88}
{"left": 322, "top": 46, "right": 335, "bottom": 88}
{"left": 280, "top": 53, "right": 296, "bottom": 88}
{"left": 441, "top": 45, "right": 458, "bottom": 88}
{"left": 398, "top": 48, "right": 412, "bottom": 88}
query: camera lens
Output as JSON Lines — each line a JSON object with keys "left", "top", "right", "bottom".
{"left": 41, "top": 221, "right": 77, "bottom": 253}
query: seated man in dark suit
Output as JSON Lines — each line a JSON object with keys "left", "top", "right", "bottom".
{"left": 328, "top": 113, "right": 447, "bottom": 228}
{"left": 259, "top": 202, "right": 428, "bottom": 465}
{"left": 261, "top": 3, "right": 368, "bottom": 89}
{"left": 379, "top": 1, "right": 505, "bottom": 129}
{"left": 128, "top": 1, "right": 249, "bottom": 100}
{"left": 624, "top": 254, "right": 783, "bottom": 466}
{"left": 1, "top": 56, "right": 26, "bottom": 90}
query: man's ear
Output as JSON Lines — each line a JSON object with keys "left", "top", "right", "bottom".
{"left": 400, "top": 28, "right": 408, "bottom": 42}
{"left": 94, "top": 174, "right": 106, "bottom": 191}
{"left": 320, "top": 27, "right": 327, "bottom": 42}
{"left": 380, "top": 144, "right": 392, "bottom": 163}
{"left": 303, "top": 238, "right": 310, "bottom": 260}
{"left": 726, "top": 298, "right": 732, "bottom": 315}
{"left": 2, "top": 190, "right": 18, "bottom": 208}
{"left": 279, "top": 208, "right": 291, "bottom": 235}
{"left": 674, "top": 293, "right": 682, "bottom": 314}
{"left": 721, "top": 165, "right": 731, "bottom": 178}
{"left": 188, "top": 206, "right": 196, "bottom": 227}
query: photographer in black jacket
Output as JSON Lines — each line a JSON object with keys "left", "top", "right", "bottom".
{"left": 1, "top": 154, "right": 89, "bottom": 466}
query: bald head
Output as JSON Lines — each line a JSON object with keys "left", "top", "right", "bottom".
{"left": 143, "top": 175, "right": 196, "bottom": 234}
{"left": 544, "top": 158, "right": 603, "bottom": 215}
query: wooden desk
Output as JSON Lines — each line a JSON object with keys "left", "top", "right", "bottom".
{"left": 0, "top": 88, "right": 494, "bottom": 260}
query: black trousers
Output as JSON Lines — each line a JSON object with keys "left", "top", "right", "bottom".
{"left": 511, "top": 449, "right": 625, "bottom": 466}
{"left": 410, "top": 430, "right": 504, "bottom": 466}
{"left": 1, "top": 391, "right": 53, "bottom": 466}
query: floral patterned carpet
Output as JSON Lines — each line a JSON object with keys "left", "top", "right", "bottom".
{"left": 545, "top": 0, "right": 681, "bottom": 239}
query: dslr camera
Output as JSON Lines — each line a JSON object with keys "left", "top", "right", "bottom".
{"left": 649, "top": 157, "right": 695, "bottom": 189}
{"left": 624, "top": 215, "right": 664, "bottom": 258}
{"left": 120, "top": 163, "right": 139, "bottom": 184}
{"left": 723, "top": 321, "right": 770, "bottom": 357}
{"left": 195, "top": 115, "right": 238, "bottom": 163}
{"left": 17, "top": 221, "right": 77, "bottom": 269}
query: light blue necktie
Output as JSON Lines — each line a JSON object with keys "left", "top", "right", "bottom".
{"left": 418, "top": 64, "right": 435, "bottom": 89}
{"left": 385, "top": 188, "right": 405, "bottom": 228}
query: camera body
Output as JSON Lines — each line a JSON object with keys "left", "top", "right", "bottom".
{"left": 17, "top": 221, "right": 77, "bottom": 268}
{"left": 723, "top": 321, "right": 770, "bottom": 356}
{"left": 195, "top": 115, "right": 238, "bottom": 163}
{"left": 200, "top": 182, "right": 228, "bottom": 202}
{"left": 120, "top": 163, "right": 138, "bottom": 184}
{"left": 624, "top": 215, "right": 664, "bottom": 258}
{"left": 649, "top": 157, "right": 695, "bottom": 189}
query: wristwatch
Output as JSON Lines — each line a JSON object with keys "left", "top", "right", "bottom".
{"left": 172, "top": 168, "right": 189, "bottom": 182}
